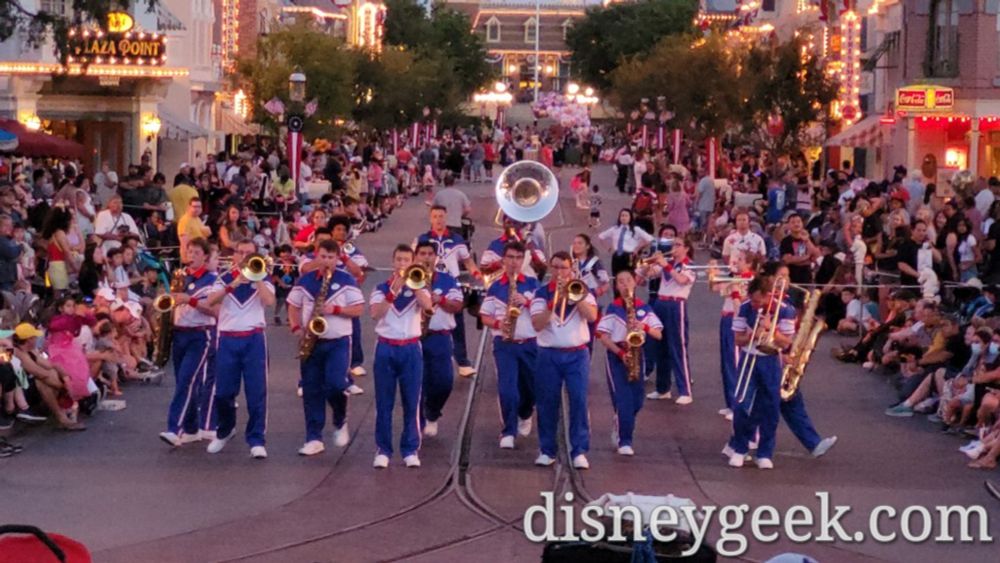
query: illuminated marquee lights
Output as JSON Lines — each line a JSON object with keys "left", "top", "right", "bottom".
{"left": 835, "top": 10, "right": 862, "bottom": 125}
{"left": 356, "top": 2, "right": 387, "bottom": 52}
{"left": 67, "top": 26, "right": 166, "bottom": 66}
{"left": 221, "top": 0, "right": 240, "bottom": 71}
{"left": 0, "top": 61, "right": 188, "bottom": 78}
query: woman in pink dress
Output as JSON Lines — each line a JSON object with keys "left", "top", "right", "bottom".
{"left": 664, "top": 182, "right": 692, "bottom": 235}
{"left": 46, "top": 297, "right": 96, "bottom": 401}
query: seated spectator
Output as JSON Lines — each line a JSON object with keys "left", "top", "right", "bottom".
{"left": 10, "top": 322, "right": 86, "bottom": 430}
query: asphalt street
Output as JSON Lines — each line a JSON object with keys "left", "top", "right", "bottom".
{"left": 1, "top": 165, "right": 998, "bottom": 562}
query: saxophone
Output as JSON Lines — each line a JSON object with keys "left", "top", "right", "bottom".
{"left": 299, "top": 268, "right": 334, "bottom": 360}
{"left": 502, "top": 276, "right": 521, "bottom": 341}
{"left": 420, "top": 266, "right": 433, "bottom": 336}
{"left": 623, "top": 289, "right": 646, "bottom": 381}
{"left": 779, "top": 289, "right": 825, "bottom": 401}
{"left": 153, "top": 269, "right": 186, "bottom": 367}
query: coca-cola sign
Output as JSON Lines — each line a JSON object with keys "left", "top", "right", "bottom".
{"left": 896, "top": 85, "right": 955, "bottom": 112}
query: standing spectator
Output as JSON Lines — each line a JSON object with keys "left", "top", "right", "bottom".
{"left": 177, "top": 198, "right": 212, "bottom": 264}
{"left": 0, "top": 214, "right": 21, "bottom": 292}
{"left": 94, "top": 195, "right": 140, "bottom": 253}
{"left": 93, "top": 161, "right": 119, "bottom": 208}
{"left": 695, "top": 171, "right": 716, "bottom": 235}
{"left": 431, "top": 176, "right": 472, "bottom": 239}
{"left": 664, "top": 182, "right": 692, "bottom": 235}
{"left": 42, "top": 206, "right": 76, "bottom": 296}
{"left": 780, "top": 213, "right": 819, "bottom": 288}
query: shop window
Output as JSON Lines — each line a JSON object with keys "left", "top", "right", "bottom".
{"left": 762, "top": 0, "right": 776, "bottom": 11}
{"left": 486, "top": 16, "right": 501, "bottom": 43}
{"left": 524, "top": 17, "right": 537, "bottom": 44}
{"left": 562, "top": 19, "right": 573, "bottom": 41}
{"left": 40, "top": 0, "right": 70, "bottom": 16}
{"left": 926, "top": 0, "right": 959, "bottom": 77}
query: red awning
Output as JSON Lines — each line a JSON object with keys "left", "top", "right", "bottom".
{"left": 0, "top": 119, "right": 87, "bottom": 159}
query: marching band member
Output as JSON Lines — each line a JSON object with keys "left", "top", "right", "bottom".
{"left": 642, "top": 236, "right": 695, "bottom": 404}
{"left": 712, "top": 251, "right": 755, "bottom": 420}
{"left": 530, "top": 251, "right": 599, "bottom": 469}
{"left": 370, "top": 244, "right": 434, "bottom": 468}
{"left": 300, "top": 224, "right": 367, "bottom": 394}
{"left": 287, "top": 239, "right": 365, "bottom": 456}
{"left": 726, "top": 276, "right": 796, "bottom": 469}
{"left": 571, "top": 234, "right": 610, "bottom": 299}
{"left": 415, "top": 206, "right": 482, "bottom": 378}
{"left": 762, "top": 263, "right": 839, "bottom": 458}
{"left": 721, "top": 208, "right": 766, "bottom": 268}
{"left": 597, "top": 208, "right": 654, "bottom": 276}
{"left": 204, "top": 239, "right": 276, "bottom": 459}
{"left": 159, "top": 237, "right": 219, "bottom": 447}
{"left": 331, "top": 216, "right": 370, "bottom": 387}
{"left": 413, "top": 241, "right": 464, "bottom": 438}
{"left": 479, "top": 241, "right": 539, "bottom": 449}
{"left": 480, "top": 217, "right": 547, "bottom": 278}
{"left": 596, "top": 270, "right": 663, "bottom": 456}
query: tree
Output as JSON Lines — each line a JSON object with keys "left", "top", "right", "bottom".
{"left": 352, "top": 47, "right": 463, "bottom": 130}
{"left": 0, "top": 0, "right": 157, "bottom": 63}
{"left": 740, "top": 36, "right": 839, "bottom": 154}
{"left": 566, "top": 0, "right": 698, "bottom": 91}
{"left": 383, "top": 0, "right": 489, "bottom": 97}
{"left": 609, "top": 34, "right": 744, "bottom": 140}
{"left": 235, "top": 23, "right": 356, "bottom": 137}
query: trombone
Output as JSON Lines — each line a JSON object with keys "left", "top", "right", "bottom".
{"left": 733, "top": 276, "right": 788, "bottom": 403}
{"left": 401, "top": 264, "right": 430, "bottom": 290}
{"left": 217, "top": 253, "right": 273, "bottom": 282}
{"left": 553, "top": 277, "right": 587, "bottom": 322}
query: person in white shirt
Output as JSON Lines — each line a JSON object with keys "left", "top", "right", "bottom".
{"left": 369, "top": 245, "right": 434, "bottom": 469}
{"left": 479, "top": 241, "right": 539, "bottom": 449}
{"left": 158, "top": 238, "right": 219, "bottom": 447}
{"left": 287, "top": 239, "right": 365, "bottom": 456}
{"left": 597, "top": 209, "right": 654, "bottom": 275}
{"left": 93, "top": 196, "right": 140, "bottom": 253}
{"left": 530, "top": 251, "right": 599, "bottom": 469}
{"left": 204, "top": 240, "right": 276, "bottom": 459}
{"left": 721, "top": 209, "right": 766, "bottom": 268}
{"left": 640, "top": 237, "right": 695, "bottom": 404}
{"left": 595, "top": 270, "right": 663, "bottom": 456}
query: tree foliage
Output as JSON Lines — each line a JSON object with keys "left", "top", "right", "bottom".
{"left": 383, "top": 0, "right": 489, "bottom": 97}
{"left": 0, "top": 0, "right": 159, "bottom": 63}
{"left": 565, "top": 0, "right": 698, "bottom": 91}
{"left": 609, "top": 33, "right": 838, "bottom": 153}
{"left": 353, "top": 47, "right": 464, "bottom": 130}
{"left": 235, "top": 23, "right": 356, "bottom": 137}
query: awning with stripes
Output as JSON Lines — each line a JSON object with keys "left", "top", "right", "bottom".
{"left": 825, "top": 114, "right": 886, "bottom": 148}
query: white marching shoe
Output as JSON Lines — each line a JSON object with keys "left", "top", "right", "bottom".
{"left": 350, "top": 366, "right": 367, "bottom": 377}
{"left": 250, "top": 446, "right": 268, "bottom": 459}
{"left": 646, "top": 391, "right": 672, "bottom": 400}
{"left": 572, "top": 454, "right": 590, "bottom": 469}
{"left": 674, "top": 395, "right": 693, "bottom": 405}
{"left": 180, "top": 432, "right": 202, "bottom": 444}
{"left": 298, "top": 440, "right": 325, "bottom": 456}
{"left": 333, "top": 425, "right": 350, "bottom": 447}
{"left": 423, "top": 420, "right": 438, "bottom": 438}
{"left": 811, "top": 436, "right": 838, "bottom": 458}
{"left": 206, "top": 433, "right": 232, "bottom": 454}
{"left": 346, "top": 384, "right": 364, "bottom": 395}
{"left": 403, "top": 454, "right": 421, "bottom": 468}
{"left": 755, "top": 457, "right": 774, "bottom": 470}
{"left": 517, "top": 417, "right": 532, "bottom": 437}
{"left": 617, "top": 445, "right": 635, "bottom": 456}
{"left": 534, "top": 454, "right": 555, "bottom": 467}
{"left": 373, "top": 454, "right": 389, "bottom": 469}
{"left": 499, "top": 436, "right": 515, "bottom": 449}
{"left": 159, "top": 432, "right": 181, "bottom": 447}
{"left": 728, "top": 452, "right": 745, "bottom": 468}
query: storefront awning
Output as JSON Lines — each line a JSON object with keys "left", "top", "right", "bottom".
{"left": 825, "top": 115, "right": 885, "bottom": 148}
{"left": 218, "top": 110, "right": 259, "bottom": 136}
{"left": 159, "top": 108, "right": 211, "bottom": 141}
{"left": 0, "top": 119, "right": 86, "bottom": 159}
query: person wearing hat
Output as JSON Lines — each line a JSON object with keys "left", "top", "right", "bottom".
{"left": 10, "top": 323, "right": 86, "bottom": 431}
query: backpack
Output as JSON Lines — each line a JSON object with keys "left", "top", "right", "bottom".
{"left": 633, "top": 190, "right": 654, "bottom": 215}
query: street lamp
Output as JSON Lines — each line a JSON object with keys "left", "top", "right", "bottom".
{"left": 289, "top": 70, "right": 306, "bottom": 103}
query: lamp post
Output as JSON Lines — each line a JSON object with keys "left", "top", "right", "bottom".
{"left": 287, "top": 70, "right": 307, "bottom": 200}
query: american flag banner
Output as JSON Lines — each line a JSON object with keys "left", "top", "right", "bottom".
{"left": 672, "top": 129, "right": 682, "bottom": 164}
{"left": 392, "top": 129, "right": 399, "bottom": 154}
{"left": 263, "top": 97, "right": 285, "bottom": 116}
{"left": 412, "top": 123, "right": 420, "bottom": 148}
{"left": 304, "top": 98, "right": 319, "bottom": 117}
{"left": 640, "top": 123, "right": 648, "bottom": 148}
{"left": 656, "top": 125, "right": 665, "bottom": 150}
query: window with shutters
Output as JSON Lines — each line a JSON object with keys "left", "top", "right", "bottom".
{"left": 524, "top": 17, "right": 537, "bottom": 44}
{"left": 926, "top": 0, "right": 960, "bottom": 77}
{"left": 486, "top": 16, "right": 501, "bottom": 43}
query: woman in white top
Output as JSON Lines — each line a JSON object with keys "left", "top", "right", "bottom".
{"left": 598, "top": 208, "right": 654, "bottom": 275}
{"left": 632, "top": 149, "right": 648, "bottom": 194}
{"left": 952, "top": 217, "right": 981, "bottom": 282}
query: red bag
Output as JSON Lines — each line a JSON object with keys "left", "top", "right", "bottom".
{"left": 633, "top": 190, "right": 654, "bottom": 215}
{"left": 0, "top": 525, "right": 92, "bottom": 563}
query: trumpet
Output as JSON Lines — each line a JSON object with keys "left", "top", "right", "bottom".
{"left": 402, "top": 264, "right": 430, "bottom": 290}
{"left": 242, "top": 254, "right": 272, "bottom": 282}
{"left": 342, "top": 242, "right": 355, "bottom": 255}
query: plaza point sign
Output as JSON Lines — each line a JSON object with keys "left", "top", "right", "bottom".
{"left": 67, "top": 11, "right": 166, "bottom": 66}
{"left": 896, "top": 85, "right": 954, "bottom": 112}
